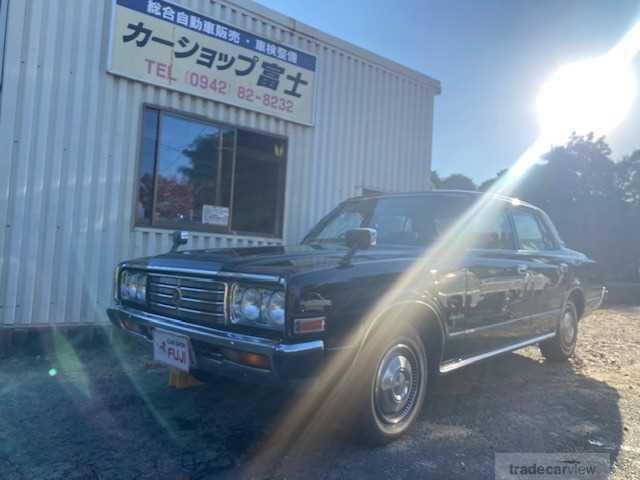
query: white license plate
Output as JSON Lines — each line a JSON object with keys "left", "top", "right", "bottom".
{"left": 152, "top": 329, "right": 194, "bottom": 372}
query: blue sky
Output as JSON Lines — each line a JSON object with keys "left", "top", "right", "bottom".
{"left": 260, "top": 0, "right": 640, "bottom": 182}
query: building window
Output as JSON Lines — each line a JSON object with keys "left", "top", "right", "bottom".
{"left": 136, "top": 107, "right": 287, "bottom": 237}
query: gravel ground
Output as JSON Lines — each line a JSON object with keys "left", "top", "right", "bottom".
{"left": 0, "top": 307, "right": 638, "bottom": 479}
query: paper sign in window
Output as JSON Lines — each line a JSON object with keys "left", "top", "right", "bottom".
{"left": 202, "top": 205, "right": 229, "bottom": 226}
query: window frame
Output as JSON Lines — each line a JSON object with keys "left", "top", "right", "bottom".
{"left": 510, "top": 206, "right": 559, "bottom": 252}
{"left": 0, "top": 0, "right": 8, "bottom": 93}
{"left": 133, "top": 105, "right": 288, "bottom": 239}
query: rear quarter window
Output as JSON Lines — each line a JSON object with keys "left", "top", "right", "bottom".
{"left": 512, "top": 208, "right": 556, "bottom": 251}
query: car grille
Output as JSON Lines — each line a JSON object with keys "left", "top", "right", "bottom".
{"left": 146, "top": 273, "right": 227, "bottom": 327}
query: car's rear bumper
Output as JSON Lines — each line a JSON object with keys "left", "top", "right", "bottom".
{"left": 107, "top": 306, "right": 325, "bottom": 385}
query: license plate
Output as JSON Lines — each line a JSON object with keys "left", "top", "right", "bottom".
{"left": 152, "top": 329, "right": 194, "bottom": 372}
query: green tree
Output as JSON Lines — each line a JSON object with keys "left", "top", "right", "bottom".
{"left": 431, "top": 171, "right": 476, "bottom": 191}
{"left": 478, "top": 169, "right": 507, "bottom": 192}
{"left": 179, "top": 132, "right": 221, "bottom": 206}
{"left": 615, "top": 149, "right": 640, "bottom": 206}
{"left": 430, "top": 170, "right": 442, "bottom": 189}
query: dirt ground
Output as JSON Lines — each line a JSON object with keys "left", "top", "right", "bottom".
{"left": 0, "top": 307, "right": 638, "bottom": 479}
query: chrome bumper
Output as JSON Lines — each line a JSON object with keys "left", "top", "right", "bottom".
{"left": 107, "top": 306, "right": 325, "bottom": 384}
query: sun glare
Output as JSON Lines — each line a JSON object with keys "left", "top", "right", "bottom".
{"left": 537, "top": 56, "right": 636, "bottom": 143}
{"left": 537, "top": 20, "right": 640, "bottom": 144}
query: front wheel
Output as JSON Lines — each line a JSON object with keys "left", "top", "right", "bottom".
{"left": 356, "top": 325, "right": 428, "bottom": 444}
{"left": 540, "top": 300, "right": 578, "bottom": 361}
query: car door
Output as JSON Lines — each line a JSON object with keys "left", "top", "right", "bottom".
{"left": 510, "top": 206, "right": 566, "bottom": 339}
{"left": 444, "top": 205, "right": 525, "bottom": 360}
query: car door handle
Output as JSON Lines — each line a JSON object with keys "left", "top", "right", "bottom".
{"left": 517, "top": 265, "right": 528, "bottom": 275}
{"left": 559, "top": 263, "right": 568, "bottom": 274}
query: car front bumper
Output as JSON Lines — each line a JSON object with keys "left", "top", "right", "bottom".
{"left": 107, "top": 306, "right": 325, "bottom": 385}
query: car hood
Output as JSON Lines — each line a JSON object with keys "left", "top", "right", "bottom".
{"left": 124, "top": 244, "right": 420, "bottom": 278}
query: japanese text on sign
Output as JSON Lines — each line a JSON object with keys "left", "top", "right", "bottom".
{"left": 108, "top": 0, "right": 317, "bottom": 125}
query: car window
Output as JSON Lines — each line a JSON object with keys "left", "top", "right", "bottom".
{"left": 512, "top": 209, "right": 555, "bottom": 250}
{"left": 370, "top": 213, "right": 414, "bottom": 243}
{"left": 469, "top": 210, "right": 515, "bottom": 250}
{"left": 305, "top": 196, "right": 475, "bottom": 246}
{"left": 311, "top": 207, "right": 368, "bottom": 242}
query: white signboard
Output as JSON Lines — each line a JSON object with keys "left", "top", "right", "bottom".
{"left": 109, "top": 0, "right": 317, "bottom": 125}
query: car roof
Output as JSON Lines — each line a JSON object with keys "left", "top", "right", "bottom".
{"left": 347, "top": 189, "right": 541, "bottom": 211}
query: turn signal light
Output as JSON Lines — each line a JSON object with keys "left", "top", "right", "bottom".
{"left": 240, "top": 352, "right": 270, "bottom": 369}
{"left": 221, "top": 349, "right": 271, "bottom": 370}
{"left": 294, "top": 317, "right": 326, "bottom": 334}
{"left": 121, "top": 318, "right": 148, "bottom": 337}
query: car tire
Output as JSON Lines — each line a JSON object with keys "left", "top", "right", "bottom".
{"left": 354, "top": 323, "right": 428, "bottom": 445}
{"left": 540, "top": 300, "right": 578, "bottom": 361}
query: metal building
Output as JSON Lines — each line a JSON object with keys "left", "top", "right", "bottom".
{"left": 0, "top": 0, "right": 440, "bottom": 329}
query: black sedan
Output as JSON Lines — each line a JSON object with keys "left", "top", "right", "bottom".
{"left": 108, "top": 190, "right": 606, "bottom": 443}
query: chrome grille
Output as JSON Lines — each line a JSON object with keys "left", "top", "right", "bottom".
{"left": 146, "top": 273, "right": 226, "bottom": 327}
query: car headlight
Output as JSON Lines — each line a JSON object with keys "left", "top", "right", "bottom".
{"left": 265, "top": 291, "right": 285, "bottom": 327}
{"left": 240, "top": 288, "right": 261, "bottom": 321}
{"left": 120, "top": 271, "right": 147, "bottom": 303}
{"left": 231, "top": 283, "right": 285, "bottom": 331}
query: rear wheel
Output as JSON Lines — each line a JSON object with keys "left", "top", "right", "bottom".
{"left": 356, "top": 325, "right": 428, "bottom": 444}
{"left": 540, "top": 300, "right": 578, "bottom": 361}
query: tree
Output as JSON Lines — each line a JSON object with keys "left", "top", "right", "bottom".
{"left": 431, "top": 171, "right": 476, "bottom": 191}
{"left": 478, "top": 169, "right": 507, "bottom": 192}
{"left": 179, "top": 131, "right": 223, "bottom": 206}
{"left": 430, "top": 170, "right": 442, "bottom": 189}
{"left": 155, "top": 176, "right": 195, "bottom": 222}
{"left": 615, "top": 149, "right": 640, "bottom": 206}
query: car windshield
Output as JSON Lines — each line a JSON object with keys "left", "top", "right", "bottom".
{"left": 304, "top": 195, "right": 473, "bottom": 247}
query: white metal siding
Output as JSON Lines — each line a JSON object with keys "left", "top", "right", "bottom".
{"left": 0, "top": 0, "right": 438, "bottom": 327}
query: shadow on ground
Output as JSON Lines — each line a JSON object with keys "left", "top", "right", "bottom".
{"left": 0, "top": 331, "right": 623, "bottom": 479}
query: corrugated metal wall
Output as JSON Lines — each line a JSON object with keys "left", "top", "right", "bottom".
{"left": 0, "top": 0, "right": 438, "bottom": 327}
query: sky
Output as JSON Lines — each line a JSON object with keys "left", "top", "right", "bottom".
{"left": 259, "top": 0, "right": 640, "bottom": 182}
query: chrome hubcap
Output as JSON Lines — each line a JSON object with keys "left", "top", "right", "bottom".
{"left": 374, "top": 344, "right": 420, "bottom": 424}
{"left": 560, "top": 310, "right": 576, "bottom": 346}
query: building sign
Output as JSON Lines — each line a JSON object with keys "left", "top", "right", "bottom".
{"left": 108, "top": 0, "right": 317, "bottom": 125}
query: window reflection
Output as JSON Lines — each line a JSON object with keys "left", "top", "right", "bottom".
{"left": 137, "top": 109, "right": 159, "bottom": 225}
{"left": 136, "top": 108, "right": 286, "bottom": 236}
{"left": 155, "top": 114, "right": 221, "bottom": 226}
{"left": 232, "top": 130, "right": 286, "bottom": 235}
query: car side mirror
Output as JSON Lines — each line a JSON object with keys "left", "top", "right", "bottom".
{"left": 345, "top": 228, "right": 377, "bottom": 251}
{"left": 345, "top": 228, "right": 377, "bottom": 250}
{"left": 340, "top": 228, "right": 376, "bottom": 267}
{"left": 171, "top": 230, "right": 189, "bottom": 252}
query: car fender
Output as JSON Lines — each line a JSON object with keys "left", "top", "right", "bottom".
{"left": 355, "top": 298, "right": 447, "bottom": 368}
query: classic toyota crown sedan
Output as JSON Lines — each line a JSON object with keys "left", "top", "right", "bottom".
{"left": 107, "top": 190, "right": 606, "bottom": 443}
